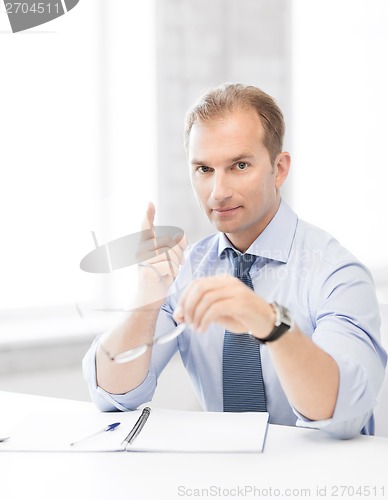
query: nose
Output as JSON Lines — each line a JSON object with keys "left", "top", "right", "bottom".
{"left": 210, "top": 171, "right": 232, "bottom": 202}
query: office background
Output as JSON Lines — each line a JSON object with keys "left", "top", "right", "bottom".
{"left": 1, "top": 1, "right": 387, "bottom": 417}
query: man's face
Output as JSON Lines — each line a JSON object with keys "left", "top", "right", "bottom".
{"left": 188, "top": 107, "right": 289, "bottom": 251}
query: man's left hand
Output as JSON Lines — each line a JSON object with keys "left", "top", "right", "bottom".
{"left": 173, "top": 275, "right": 275, "bottom": 337}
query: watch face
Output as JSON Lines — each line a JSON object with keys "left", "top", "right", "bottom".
{"left": 276, "top": 304, "right": 293, "bottom": 329}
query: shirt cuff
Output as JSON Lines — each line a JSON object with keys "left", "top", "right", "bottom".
{"left": 82, "top": 335, "right": 157, "bottom": 412}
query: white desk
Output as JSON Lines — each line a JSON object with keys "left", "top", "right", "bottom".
{"left": 1, "top": 391, "right": 387, "bottom": 500}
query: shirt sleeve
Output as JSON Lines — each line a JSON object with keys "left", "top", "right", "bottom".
{"left": 82, "top": 301, "right": 180, "bottom": 412}
{"left": 294, "top": 260, "right": 387, "bottom": 439}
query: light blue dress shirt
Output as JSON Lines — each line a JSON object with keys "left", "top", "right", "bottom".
{"left": 83, "top": 199, "right": 387, "bottom": 439}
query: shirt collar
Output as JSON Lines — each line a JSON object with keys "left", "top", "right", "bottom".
{"left": 217, "top": 198, "right": 298, "bottom": 263}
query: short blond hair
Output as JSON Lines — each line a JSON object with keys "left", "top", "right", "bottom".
{"left": 184, "top": 83, "right": 285, "bottom": 164}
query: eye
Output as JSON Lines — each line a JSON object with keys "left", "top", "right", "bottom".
{"left": 235, "top": 161, "right": 249, "bottom": 171}
{"left": 197, "top": 166, "right": 212, "bottom": 173}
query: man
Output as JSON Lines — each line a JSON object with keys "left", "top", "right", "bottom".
{"left": 83, "top": 83, "right": 386, "bottom": 438}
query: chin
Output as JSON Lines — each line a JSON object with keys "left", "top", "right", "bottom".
{"left": 212, "top": 221, "right": 238, "bottom": 234}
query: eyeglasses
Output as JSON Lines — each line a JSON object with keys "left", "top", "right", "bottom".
{"left": 100, "top": 322, "right": 187, "bottom": 364}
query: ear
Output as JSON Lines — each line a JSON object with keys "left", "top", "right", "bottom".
{"left": 274, "top": 152, "right": 291, "bottom": 189}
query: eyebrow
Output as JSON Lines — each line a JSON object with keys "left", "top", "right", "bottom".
{"left": 190, "top": 154, "right": 255, "bottom": 166}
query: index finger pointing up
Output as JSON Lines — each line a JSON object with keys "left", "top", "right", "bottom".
{"left": 140, "top": 202, "right": 156, "bottom": 241}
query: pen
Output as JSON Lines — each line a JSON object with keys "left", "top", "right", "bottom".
{"left": 121, "top": 407, "right": 151, "bottom": 449}
{"left": 70, "top": 422, "right": 121, "bottom": 446}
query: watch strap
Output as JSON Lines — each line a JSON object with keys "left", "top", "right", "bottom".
{"left": 253, "top": 302, "right": 293, "bottom": 345}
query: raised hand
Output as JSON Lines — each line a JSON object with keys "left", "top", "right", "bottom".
{"left": 135, "top": 202, "right": 187, "bottom": 307}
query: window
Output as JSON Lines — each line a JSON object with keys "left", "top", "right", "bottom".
{"left": 0, "top": 0, "right": 156, "bottom": 337}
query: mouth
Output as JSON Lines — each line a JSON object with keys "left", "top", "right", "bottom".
{"left": 211, "top": 206, "right": 241, "bottom": 216}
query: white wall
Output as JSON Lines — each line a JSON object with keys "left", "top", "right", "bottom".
{"left": 291, "top": 0, "right": 388, "bottom": 302}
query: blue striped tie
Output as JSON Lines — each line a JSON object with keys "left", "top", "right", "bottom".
{"left": 222, "top": 250, "right": 267, "bottom": 412}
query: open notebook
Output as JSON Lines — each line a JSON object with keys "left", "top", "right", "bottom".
{"left": 0, "top": 408, "right": 269, "bottom": 453}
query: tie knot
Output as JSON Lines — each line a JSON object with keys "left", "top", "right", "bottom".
{"left": 229, "top": 250, "right": 256, "bottom": 278}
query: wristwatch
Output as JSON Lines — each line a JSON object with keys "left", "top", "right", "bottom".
{"left": 254, "top": 302, "right": 294, "bottom": 344}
